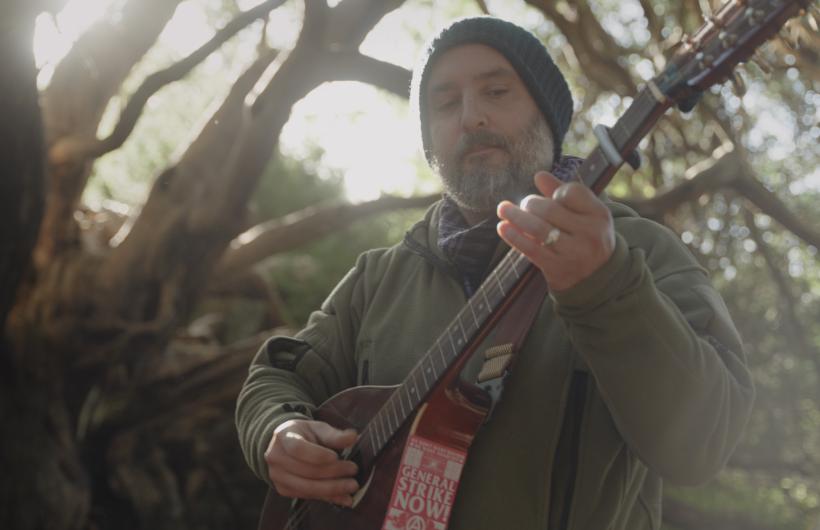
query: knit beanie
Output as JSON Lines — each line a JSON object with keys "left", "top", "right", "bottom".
{"left": 412, "top": 17, "right": 574, "bottom": 164}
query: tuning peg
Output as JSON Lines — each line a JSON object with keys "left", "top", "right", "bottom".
{"left": 751, "top": 50, "right": 774, "bottom": 76}
{"left": 811, "top": 3, "right": 820, "bottom": 23}
{"left": 778, "top": 23, "right": 801, "bottom": 50}
{"left": 730, "top": 70, "right": 746, "bottom": 97}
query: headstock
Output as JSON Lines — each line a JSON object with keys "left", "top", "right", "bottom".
{"left": 653, "top": 0, "right": 811, "bottom": 110}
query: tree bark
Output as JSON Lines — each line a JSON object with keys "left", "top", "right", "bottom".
{"left": 0, "top": 2, "right": 45, "bottom": 328}
{"left": 0, "top": 5, "right": 89, "bottom": 529}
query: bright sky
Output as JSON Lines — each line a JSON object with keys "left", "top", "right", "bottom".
{"left": 33, "top": 0, "right": 819, "bottom": 205}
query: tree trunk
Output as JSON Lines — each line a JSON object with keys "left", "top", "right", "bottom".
{"left": 0, "top": 3, "right": 89, "bottom": 529}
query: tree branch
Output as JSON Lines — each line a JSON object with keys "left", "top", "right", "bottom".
{"left": 474, "top": 0, "right": 490, "bottom": 15}
{"left": 213, "top": 193, "right": 438, "bottom": 280}
{"left": 733, "top": 166, "right": 820, "bottom": 250}
{"left": 524, "top": 0, "right": 637, "bottom": 95}
{"left": 618, "top": 149, "right": 740, "bottom": 219}
{"left": 619, "top": 150, "right": 820, "bottom": 250}
{"left": 743, "top": 209, "right": 820, "bottom": 383}
{"left": 327, "top": 52, "right": 412, "bottom": 99}
{"left": 48, "top": 0, "right": 288, "bottom": 166}
{"left": 87, "top": 0, "right": 411, "bottom": 364}
{"left": 35, "top": 0, "right": 184, "bottom": 270}
{"left": 326, "top": 0, "right": 405, "bottom": 51}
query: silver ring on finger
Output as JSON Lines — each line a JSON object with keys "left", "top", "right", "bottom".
{"left": 542, "top": 227, "right": 561, "bottom": 246}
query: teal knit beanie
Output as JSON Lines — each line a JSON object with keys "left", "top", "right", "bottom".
{"left": 412, "top": 17, "right": 573, "bottom": 164}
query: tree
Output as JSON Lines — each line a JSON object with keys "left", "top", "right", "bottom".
{"left": 1, "top": 0, "right": 818, "bottom": 528}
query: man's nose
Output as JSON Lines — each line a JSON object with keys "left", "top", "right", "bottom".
{"left": 460, "top": 94, "right": 488, "bottom": 131}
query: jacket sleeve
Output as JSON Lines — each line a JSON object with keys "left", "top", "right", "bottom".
{"left": 235, "top": 252, "right": 372, "bottom": 483}
{"left": 550, "top": 215, "right": 755, "bottom": 486}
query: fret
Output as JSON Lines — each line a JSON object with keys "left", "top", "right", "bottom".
{"left": 378, "top": 406, "right": 390, "bottom": 443}
{"left": 413, "top": 368, "right": 425, "bottom": 396}
{"left": 426, "top": 357, "right": 437, "bottom": 380}
{"left": 420, "top": 362, "right": 429, "bottom": 388}
{"left": 409, "top": 382, "right": 419, "bottom": 399}
{"left": 468, "top": 299, "right": 480, "bottom": 327}
{"left": 448, "top": 331, "right": 458, "bottom": 358}
{"left": 385, "top": 411, "right": 394, "bottom": 439}
{"left": 372, "top": 423, "right": 382, "bottom": 451}
{"left": 397, "top": 390, "right": 406, "bottom": 417}
{"left": 480, "top": 287, "right": 491, "bottom": 313}
{"left": 453, "top": 325, "right": 464, "bottom": 348}
{"left": 458, "top": 316, "right": 468, "bottom": 343}
{"left": 437, "top": 341, "right": 448, "bottom": 370}
{"left": 391, "top": 396, "right": 400, "bottom": 425}
{"left": 494, "top": 271, "right": 506, "bottom": 296}
{"left": 403, "top": 385, "right": 413, "bottom": 412}
{"left": 383, "top": 407, "right": 394, "bottom": 435}
{"left": 378, "top": 413, "right": 388, "bottom": 444}
{"left": 365, "top": 428, "right": 376, "bottom": 457}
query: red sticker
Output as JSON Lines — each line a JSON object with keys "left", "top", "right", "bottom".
{"left": 381, "top": 435, "right": 466, "bottom": 530}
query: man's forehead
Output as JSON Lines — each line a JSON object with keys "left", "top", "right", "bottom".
{"left": 426, "top": 44, "right": 519, "bottom": 93}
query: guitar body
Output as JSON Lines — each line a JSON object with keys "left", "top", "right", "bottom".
{"left": 260, "top": 370, "right": 492, "bottom": 530}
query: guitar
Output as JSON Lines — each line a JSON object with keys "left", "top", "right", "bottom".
{"left": 259, "top": 1, "right": 810, "bottom": 528}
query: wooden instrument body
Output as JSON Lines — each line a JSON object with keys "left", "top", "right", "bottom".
{"left": 261, "top": 350, "right": 492, "bottom": 530}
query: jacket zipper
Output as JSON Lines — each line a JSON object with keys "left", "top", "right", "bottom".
{"left": 557, "top": 371, "right": 589, "bottom": 530}
{"left": 361, "top": 359, "right": 369, "bottom": 385}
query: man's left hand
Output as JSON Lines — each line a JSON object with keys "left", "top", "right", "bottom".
{"left": 497, "top": 171, "right": 615, "bottom": 292}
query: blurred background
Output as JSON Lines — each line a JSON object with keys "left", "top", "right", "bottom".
{"left": 1, "top": 0, "right": 818, "bottom": 528}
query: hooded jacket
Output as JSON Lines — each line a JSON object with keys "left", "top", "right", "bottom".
{"left": 236, "top": 199, "right": 754, "bottom": 529}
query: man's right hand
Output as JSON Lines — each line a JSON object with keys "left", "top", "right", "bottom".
{"left": 264, "top": 419, "right": 359, "bottom": 507}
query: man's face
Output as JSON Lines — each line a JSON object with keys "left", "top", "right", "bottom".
{"left": 425, "top": 44, "right": 554, "bottom": 217}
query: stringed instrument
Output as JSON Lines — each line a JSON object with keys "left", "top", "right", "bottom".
{"left": 259, "top": 1, "right": 810, "bottom": 528}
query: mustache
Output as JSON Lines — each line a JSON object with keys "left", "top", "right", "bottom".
{"left": 455, "top": 130, "right": 509, "bottom": 160}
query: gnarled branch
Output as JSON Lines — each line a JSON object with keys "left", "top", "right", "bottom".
{"left": 214, "top": 193, "right": 439, "bottom": 281}
{"left": 48, "top": 0, "right": 288, "bottom": 167}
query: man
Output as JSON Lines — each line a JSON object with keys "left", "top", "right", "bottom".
{"left": 236, "top": 17, "right": 755, "bottom": 529}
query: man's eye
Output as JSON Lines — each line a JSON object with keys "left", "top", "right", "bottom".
{"left": 435, "top": 99, "right": 457, "bottom": 111}
{"left": 488, "top": 87, "right": 509, "bottom": 97}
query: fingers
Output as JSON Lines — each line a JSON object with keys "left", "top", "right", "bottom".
{"left": 497, "top": 170, "right": 616, "bottom": 292}
{"left": 310, "top": 422, "right": 358, "bottom": 451}
{"left": 272, "top": 469, "right": 359, "bottom": 506}
{"left": 499, "top": 196, "right": 582, "bottom": 243}
{"left": 535, "top": 171, "right": 606, "bottom": 216}
{"left": 273, "top": 434, "right": 358, "bottom": 478}
{"left": 265, "top": 420, "right": 359, "bottom": 505}
{"left": 497, "top": 220, "right": 553, "bottom": 262}
{"left": 532, "top": 170, "right": 563, "bottom": 199}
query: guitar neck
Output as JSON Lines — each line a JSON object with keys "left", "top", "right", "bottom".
{"left": 354, "top": 248, "right": 533, "bottom": 463}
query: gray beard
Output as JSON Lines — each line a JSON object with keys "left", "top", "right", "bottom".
{"left": 433, "top": 116, "right": 554, "bottom": 217}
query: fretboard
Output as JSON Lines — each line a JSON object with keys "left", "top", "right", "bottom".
{"left": 355, "top": 246, "right": 532, "bottom": 463}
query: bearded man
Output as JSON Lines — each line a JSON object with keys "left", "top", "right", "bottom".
{"left": 236, "top": 17, "right": 754, "bottom": 530}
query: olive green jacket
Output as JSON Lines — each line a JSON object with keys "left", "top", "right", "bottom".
{"left": 236, "top": 200, "right": 754, "bottom": 530}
